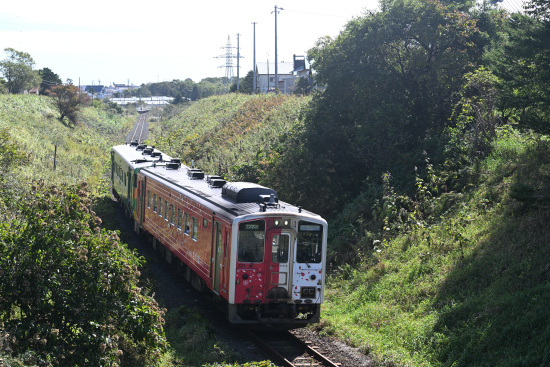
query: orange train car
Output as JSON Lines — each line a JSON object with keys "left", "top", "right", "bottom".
{"left": 112, "top": 143, "right": 327, "bottom": 329}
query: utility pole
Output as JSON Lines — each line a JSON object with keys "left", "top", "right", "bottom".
{"left": 236, "top": 33, "right": 241, "bottom": 92}
{"left": 272, "top": 5, "right": 283, "bottom": 93}
{"left": 252, "top": 22, "right": 257, "bottom": 93}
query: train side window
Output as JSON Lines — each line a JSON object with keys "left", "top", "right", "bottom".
{"left": 153, "top": 194, "right": 157, "bottom": 212}
{"left": 169, "top": 204, "right": 175, "bottom": 225}
{"left": 158, "top": 197, "right": 163, "bottom": 216}
{"left": 177, "top": 208, "right": 182, "bottom": 230}
{"left": 225, "top": 232, "right": 230, "bottom": 258}
{"left": 147, "top": 190, "right": 151, "bottom": 208}
{"left": 164, "top": 200, "right": 168, "bottom": 220}
{"left": 184, "top": 213, "right": 190, "bottom": 235}
{"left": 191, "top": 217, "right": 198, "bottom": 241}
{"left": 203, "top": 218, "right": 208, "bottom": 228}
{"left": 238, "top": 220, "right": 265, "bottom": 263}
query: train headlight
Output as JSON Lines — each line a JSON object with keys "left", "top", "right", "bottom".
{"left": 300, "top": 287, "right": 316, "bottom": 299}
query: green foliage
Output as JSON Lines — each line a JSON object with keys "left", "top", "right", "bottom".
{"left": 487, "top": 9, "right": 550, "bottom": 132}
{"left": 136, "top": 78, "right": 225, "bottom": 101}
{"left": 320, "top": 128, "right": 550, "bottom": 367}
{"left": 0, "top": 48, "right": 41, "bottom": 94}
{"left": 293, "top": 77, "right": 311, "bottom": 95}
{"left": 38, "top": 68, "right": 62, "bottom": 95}
{"left": 447, "top": 67, "right": 503, "bottom": 160}
{"left": 0, "top": 181, "right": 167, "bottom": 366}
{"left": 230, "top": 71, "right": 254, "bottom": 94}
{"left": 0, "top": 128, "right": 29, "bottom": 198}
{"left": 270, "top": 0, "right": 482, "bottom": 217}
{"left": 162, "top": 306, "right": 239, "bottom": 366}
{"left": 0, "top": 94, "right": 131, "bottom": 190}
{"left": 150, "top": 94, "right": 310, "bottom": 185}
{"left": 47, "top": 84, "right": 91, "bottom": 126}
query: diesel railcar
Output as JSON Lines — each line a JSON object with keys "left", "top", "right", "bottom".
{"left": 111, "top": 143, "right": 327, "bottom": 329}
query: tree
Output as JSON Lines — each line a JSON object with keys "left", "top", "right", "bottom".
{"left": 38, "top": 67, "right": 62, "bottom": 94}
{"left": 293, "top": 77, "right": 311, "bottom": 95}
{"left": 0, "top": 181, "right": 167, "bottom": 366}
{"left": 525, "top": 0, "right": 550, "bottom": 20}
{"left": 487, "top": 1, "right": 550, "bottom": 132}
{"left": 171, "top": 92, "right": 185, "bottom": 104}
{"left": 240, "top": 70, "right": 254, "bottom": 94}
{"left": 267, "top": 0, "right": 481, "bottom": 216}
{"left": 0, "top": 48, "right": 41, "bottom": 94}
{"left": 48, "top": 84, "right": 90, "bottom": 126}
{"left": 191, "top": 85, "right": 200, "bottom": 100}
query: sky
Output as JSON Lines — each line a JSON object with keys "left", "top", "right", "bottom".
{"left": 0, "top": 0, "right": 523, "bottom": 87}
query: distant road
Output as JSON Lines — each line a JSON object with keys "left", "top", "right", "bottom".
{"left": 125, "top": 111, "right": 149, "bottom": 144}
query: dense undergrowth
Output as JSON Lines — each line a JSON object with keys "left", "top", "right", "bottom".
{"left": 317, "top": 128, "right": 550, "bottom": 366}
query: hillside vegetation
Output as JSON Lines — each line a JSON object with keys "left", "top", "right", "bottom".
{"left": 146, "top": 95, "right": 550, "bottom": 367}
{"left": 145, "top": 0, "right": 550, "bottom": 365}
{"left": 0, "top": 95, "right": 172, "bottom": 367}
{"left": 2, "top": 0, "right": 550, "bottom": 365}
{"left": 150, "top": 93, "right": 310, "bottom": 181}
{"left": 0, "top": 94, "right": 132, "bottom": 190}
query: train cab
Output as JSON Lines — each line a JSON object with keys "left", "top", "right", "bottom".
{"left": 225, "top": 185, "right": 327, "bottom": 328}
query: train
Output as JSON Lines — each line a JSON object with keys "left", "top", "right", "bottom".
{"left": 111, "top": 142, "right": 327, "bottom": 329}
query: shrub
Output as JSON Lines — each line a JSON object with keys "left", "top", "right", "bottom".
{"left": 0, "top": 181, "right": 166, "bottom": 366}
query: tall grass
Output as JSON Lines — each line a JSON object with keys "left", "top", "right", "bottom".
{"left": 149, "top": 94, "right": 311, "bottom": 180}
{"left": 0, "top": 94, "right": 133, "bottom": 192}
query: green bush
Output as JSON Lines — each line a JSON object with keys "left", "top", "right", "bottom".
{"left": 0, "top": 181, "right": 167, "bottom": 366}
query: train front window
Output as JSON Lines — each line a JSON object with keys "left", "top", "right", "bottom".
{"left": 238, "top": 220, "right": 265, "bottom": 263}
{"left": 296, "top": 221, "right": 323, "bottom": 264}
{"left": 272, "top": 234, "right": 289, "bottom": 264}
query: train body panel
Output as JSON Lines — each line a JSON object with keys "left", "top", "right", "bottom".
{"left": 111, "top": 143, "right": 327, "bottom": 329}
{"left": 111, "top": 143, "right": 171, "bottom": 217}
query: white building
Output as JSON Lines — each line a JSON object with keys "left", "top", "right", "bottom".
{"left": 255, "top": 55, "right": 310, "bottom": 94}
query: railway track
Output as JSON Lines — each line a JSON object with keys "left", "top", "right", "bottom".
{"left": 125, "top": 110, "right": 149, "bottom": 144}
{"left": 246, "top": 330, "right": 341, "bottom": 367}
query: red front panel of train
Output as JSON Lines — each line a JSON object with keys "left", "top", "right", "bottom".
{"left": 233, "top": 218, "right": 291, "bottom": 304}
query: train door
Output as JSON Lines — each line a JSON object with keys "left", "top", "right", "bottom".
{"left": 212, "top": 221, "right": 223, "bottom": 294}
{"left": 137, "top": 176, "right": 146, "bottom": 227}
{"left": 126, "top": 168, "right": 132, "bottom": 208}
{"left": 265, "top": 230, "right": 292, "bottom": 299}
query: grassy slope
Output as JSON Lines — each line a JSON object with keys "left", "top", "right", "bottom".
{"left": 0, "top": 95, "right": 279, "bottom": 367}
{"left": 0, "top": 94, "right": 132, "bottom": 190}
{"left": 319, "top": 128, "right": 550, "bottom": 366}
{"left": 150, "top": 96, "right": 550, "bottom": 366}
{"left": 6, "top": 94, "right": 549, "bottom": 366}
{"left": 149, "top": 94, "right": 310, "bottom": 180}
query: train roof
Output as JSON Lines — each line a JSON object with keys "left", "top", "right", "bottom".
{"left": 112, "top": 143, "right": 172, "bottom": 170}
{"left": 140, "top": 162, "right": 320, "bottom": 220}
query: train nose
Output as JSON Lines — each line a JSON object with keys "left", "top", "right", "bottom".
{"left": 267, "top": 286, "right": 290, "bottom": 300}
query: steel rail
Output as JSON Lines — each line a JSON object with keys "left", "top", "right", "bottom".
{"left": 246, "top": 330, "right": 341, "bottom": 367}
